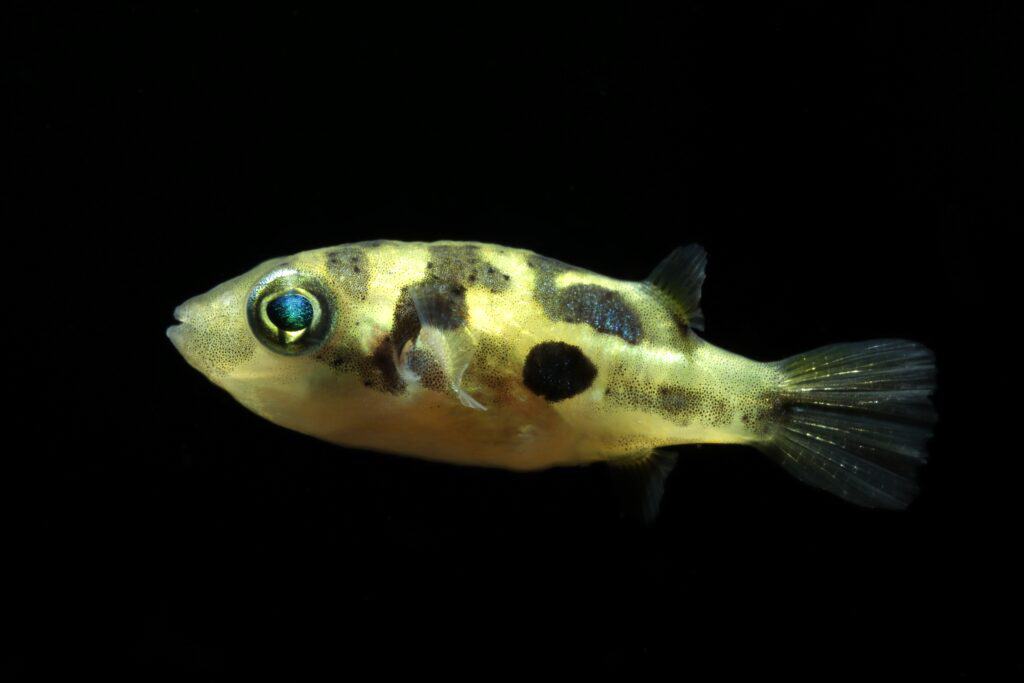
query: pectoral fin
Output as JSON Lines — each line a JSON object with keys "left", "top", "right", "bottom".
{"left": 415, "top": 326, "right": 486, "bottom": 410}
{"left": 607, "top": 449, "right": 679, "bottom": 523}
{"left": 397, "top": 281, "right": 486, "bottom": 411}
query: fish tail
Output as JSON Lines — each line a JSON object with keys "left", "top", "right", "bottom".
{"left": 759, "top": 340, "right": 937, "bottom": 509}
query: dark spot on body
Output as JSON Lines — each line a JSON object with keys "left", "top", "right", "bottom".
{"left": 391, "top": 293, "right": 421, "bottom": 354}
{"left": 427, "top": 244, "right": 511, "bottom": 293}
{"left": 657, "top": 385, "right": 696, "bottom": 414}
{"left": 406, "top": 348, "right": 447, "bottom": 392}
{"left": 413, "top": 282, "right": 467, "bottom": 329}
{"left": 556, "top": 284, "right": 642, "bottom": 344}
{"left": 528, "top": 255, "right": 643, "bottom": 344}
{"left": 743, "top": 393, "right": 785, "bottom": 436}
{"left": 324, "top": 336, "right": 406, "bottom": 395}
{"left": 391, "top": 280, "right": 468, "bottom": 352}
{"left": 325, "top": 246, "right": 370, "bottom": 300}
{"left": 709, "top": 397, "right": 732, "bottom": 426}
{"left": 522, "top": 341, "right": 597, "bottom": 402}
{"left": 365, "top": 337, "right": 405, "bottom": 394}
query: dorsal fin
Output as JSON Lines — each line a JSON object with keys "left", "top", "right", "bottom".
{"left": 645, "top": 244, "right": 707, "bottom": 331}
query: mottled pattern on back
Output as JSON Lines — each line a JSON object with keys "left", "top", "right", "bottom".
{"left": 313, "top": 242, "right": 690, "bottom": 405}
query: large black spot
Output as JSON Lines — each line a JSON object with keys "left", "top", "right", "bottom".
{"left": 522, "top": 341, "right": 597, "bottom": 402}
{"left": 556, "top": 284, "right": 642, "bottom": 344}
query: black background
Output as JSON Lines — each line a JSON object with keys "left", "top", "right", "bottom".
{"left": 11, "top": 2, "right": 1016, "bottom": 678}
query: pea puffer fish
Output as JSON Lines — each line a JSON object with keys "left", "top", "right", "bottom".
{"left": 167, "top": 240, "right": 936, "bottom": 520}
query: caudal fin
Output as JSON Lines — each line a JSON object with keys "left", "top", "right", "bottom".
{"left": 762, "top": 340, "right": 937, "bottom": 509}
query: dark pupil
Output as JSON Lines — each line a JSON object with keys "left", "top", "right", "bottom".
{"left": 267, "top": 292, "right": 314, "bottom": 331}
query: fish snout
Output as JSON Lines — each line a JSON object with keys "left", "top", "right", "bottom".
{"left": 164, "top": 303, "right": 189, "bottom": 356}
{"left": 165, "top": 283, "right": 256, "bottom": 379}
{"left": 166, "top": 298, "right": 198, "bottom": 353}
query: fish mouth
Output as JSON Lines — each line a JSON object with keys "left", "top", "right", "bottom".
{"left": 166, "top": 304, "right": 189, "bottom": 352}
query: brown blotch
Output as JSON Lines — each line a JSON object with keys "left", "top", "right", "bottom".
{"left": 657, "top": 385, "right": 698, "bottom": 414}
{"left": 556, "top": 284, "right": 643, "bottom": 345}
{"left": 708, "top": 397, "right": 732, "bottom": 426}
{"left": 406, "top": 348, "right": 447, "bottom": 393}
{"left": 413, "top": 282, "right": 468, "bottom": 330}
{"left": 528, "top": 255, "right": 642, "bottom": 344}
{"left": 391, "top": 292, "right": 422, "bottom": 355}
{"left": 363, "top": 337, "right": 405, "bottom": 394}
{"left": 742, "top": 393, "right": 785, "bottom": 436}
{"left": 427, "top": 244, "right": 511, "bottom": 293}
{"left": 390, "top": 280, "right": 469, "bottom": 356}
{"left": 324, "top": 336, "right": 406, "bottom": 395}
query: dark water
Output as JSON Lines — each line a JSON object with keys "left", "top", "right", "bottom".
{"left": 12, "top": 3, "right": 1014, "bottom": 678}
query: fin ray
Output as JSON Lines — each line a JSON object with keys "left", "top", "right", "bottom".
{"left": 762, "top": 340, "right": 936, "bottom": 508}
{"left": 404, "top": 284, "right": 486, "bottom": 411}
{"left": 607, "top": 449, "right": 678, "bottom": 523}
{"left": 645, "top": 244, "right": 707, "bottom": 331}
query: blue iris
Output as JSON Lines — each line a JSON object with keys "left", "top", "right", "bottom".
{"left": 267, "top": 291, "right": 314, "bottom": 331}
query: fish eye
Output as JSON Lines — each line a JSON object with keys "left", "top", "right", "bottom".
{"left": 247, "top": 271, "right": 333, "bottom": 354}
{"left": 267, "top": 291, "right": 314, "bottom": 332}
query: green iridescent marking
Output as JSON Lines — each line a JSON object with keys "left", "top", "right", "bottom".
{"left": 267, "top": 291, "right": 314, "bottom": 331}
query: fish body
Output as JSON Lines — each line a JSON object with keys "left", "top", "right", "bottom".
{"left": 169, "top": 240, "right": 936, "bottom": 518}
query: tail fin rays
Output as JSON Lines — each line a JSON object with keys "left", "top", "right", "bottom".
{"left": 762, "top": 340, "right": 937, "bottom": 509}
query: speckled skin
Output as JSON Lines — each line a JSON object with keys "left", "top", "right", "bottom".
{"left": 168, "top": 240, "right": 782, "bottom": 470}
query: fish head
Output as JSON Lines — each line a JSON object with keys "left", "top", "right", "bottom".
{"left": 167, "top": 250, "right": 359, "bottom": 434}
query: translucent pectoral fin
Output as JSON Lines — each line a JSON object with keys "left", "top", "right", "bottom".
{"left": 418, "top": 326, "right": 487, "bottom": 411}
{"left": 398, "top": 282, "right": 486, "bottom": 411}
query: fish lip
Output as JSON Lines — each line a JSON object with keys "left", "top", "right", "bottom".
{"left": 166, "top": 321, "right": 186, "bottom": 351}
{"left": 167, "top": 303, "right": 190, "bottom": 351}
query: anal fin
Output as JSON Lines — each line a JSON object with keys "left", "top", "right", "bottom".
{"left": 607, "top": 449, "right": 679, "bottom": 524}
